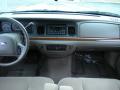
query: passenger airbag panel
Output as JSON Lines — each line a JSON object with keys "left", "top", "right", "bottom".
{"left": 79, "top": 23, "right": 120, "bottom": 38}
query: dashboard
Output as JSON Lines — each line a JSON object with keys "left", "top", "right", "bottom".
{"left": 0, "top": 19, "right": 120, "bottom": 39}
{"left": 0, "top": 15, "right": 120, "bottom": 57}
{"left": 0, "top": 20, "right": 76, "bottom": 36}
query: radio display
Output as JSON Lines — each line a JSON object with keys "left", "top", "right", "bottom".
{"left": 47, "top": 25, "right": 66, "bottom": 35}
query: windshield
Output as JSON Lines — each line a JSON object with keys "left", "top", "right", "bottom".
{"left": 1, "top": 0, "right": 120, "bottom": 16}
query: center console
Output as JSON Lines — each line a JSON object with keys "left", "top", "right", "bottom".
{"left": 38, "top": 44, "right": 75, "bottom": 57}
{"left": 35, "top": 22, "right": 77, "bottom": 57}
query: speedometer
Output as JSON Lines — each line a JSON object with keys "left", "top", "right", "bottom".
{"left": 1, "top": 22, "right": 12, "bottom": 32}
{"left": 12, "top": 23, "right": 20, "bottom": 31}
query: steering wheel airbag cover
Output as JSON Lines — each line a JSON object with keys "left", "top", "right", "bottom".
{"left": 0, "top": 36, "right": 17, "bottom": 56}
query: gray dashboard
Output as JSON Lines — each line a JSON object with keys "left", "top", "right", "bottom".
{"left": 1, "top": 20, "right": 120, "bottom": 38}
{"left": 1, "top": 19, "right": 120, "bottom": 54}
{"left": 1, "top": 11, "right": 120, "bottom": 57}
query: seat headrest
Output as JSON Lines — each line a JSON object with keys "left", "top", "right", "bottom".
{"left": 44, "top": 83, "right": 58, "bottom": 90}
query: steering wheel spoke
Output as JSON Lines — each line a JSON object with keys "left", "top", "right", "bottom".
{"left": 18, "top": 43, "right": 26, "bottom": 50}
{"left": 17, "top": 43, "right": 26, "bottom": 55}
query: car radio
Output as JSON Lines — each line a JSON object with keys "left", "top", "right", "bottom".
{"left": 46, "top": 24, "right": 66, "bottom": 35}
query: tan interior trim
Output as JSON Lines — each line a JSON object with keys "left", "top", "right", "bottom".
{"left": 30, "top": 37, "right": 120, "bottom": 41}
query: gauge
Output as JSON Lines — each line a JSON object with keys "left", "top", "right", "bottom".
{"left": 1, "top": 22, "right": 12, "bottom": 32}
{"left": 12, "top": 23, "right": 21, "bottom": 31}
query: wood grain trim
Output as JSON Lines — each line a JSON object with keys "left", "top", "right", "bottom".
{"left": 30, "top": 37, "right": 120, "bottom": 41}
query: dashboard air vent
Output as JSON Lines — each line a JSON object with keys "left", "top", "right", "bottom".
{"left": 25, "top": 22, "right": 35, "bottom": 34}
{"left": 26, "top": 25, "right": 33, "bottom": 34}
{"left": 37, "top": 25, "right": 45, "bottom": 35}
{"left": 68, "top": 26, "right": 76, "bottom": 36}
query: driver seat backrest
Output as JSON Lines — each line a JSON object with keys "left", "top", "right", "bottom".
{"left": 0, "top": 77, "right": 55, "bottom": 90}
{"left": 58, "top": 78, "right": 120, "bottom": 90}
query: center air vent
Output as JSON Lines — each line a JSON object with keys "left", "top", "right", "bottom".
{"left": 37, "top": 25, "right": 45, "bottom": 35}
{"left": 68, "top": 26, "right": 76, "bottom": 36}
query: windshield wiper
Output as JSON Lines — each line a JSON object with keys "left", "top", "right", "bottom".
{"left": 78, "top": 11, "right": 120, "bottom": 18}
{"left": 0, "top": 10, "right": 69, "bottom": 14}
{"left": 0, "top": 10, "right": 120, "bottom": 18}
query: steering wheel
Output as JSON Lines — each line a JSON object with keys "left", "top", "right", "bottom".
{"left": 0, "top": 17, "right": 29, "bottom": 67}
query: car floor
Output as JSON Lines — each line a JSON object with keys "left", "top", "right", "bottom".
{"left": 0, "top": 51, "right": 119, "bottom": 83}
{"left": 39, "top": 56, "right": 72, "bottom": 83}
{"left": 71, "top": 52, "right": 119, "bottom": 79}
{"left": 38, "top": 52, "right": 119, "bottom": 83}
{"left": 0, "top": 49, "right": 40, "bottom": 76}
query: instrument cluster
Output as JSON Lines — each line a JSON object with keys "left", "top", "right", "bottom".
{"left": 0, "top": 22, "right": 21, "bottom": 33}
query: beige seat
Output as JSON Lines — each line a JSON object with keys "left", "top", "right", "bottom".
{"left": 58, "top": 78, "right": 120, "bottom": 90}
{"left": 1, "top": 77, "right": 120, "bottom": 90}
{"left": 0, "top": 77, "right": 54, "bottom": 90}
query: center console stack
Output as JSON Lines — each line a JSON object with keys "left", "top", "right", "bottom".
{"left": 39, "top": 44, "right": 75, "bottom": 57}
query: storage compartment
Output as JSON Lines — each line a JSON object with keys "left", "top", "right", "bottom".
{"left": 46, "top": 45, "right": 67, "bottom": 51}
{"left": 79, "top": 22, "right": 120, "bottom": 38}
